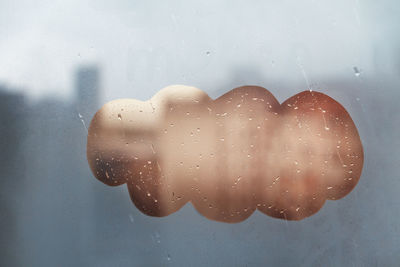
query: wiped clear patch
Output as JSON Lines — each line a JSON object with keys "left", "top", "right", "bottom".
{"left": 86, "top": 85, "right": 364, "bottom": 223}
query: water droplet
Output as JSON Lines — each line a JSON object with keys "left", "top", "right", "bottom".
{"left": 129, "top": 214, "right": 135, "bottom": 223}
{"left": 206, "top": 51, "right": 211, "bottom": 56}
{"left": 154, "top": 231, "right": 161, "bottom": 243}
{"left": 353, "top": 66, "right": 361, "bottom": 76}
{"left": 117, "top": 114, "right": 122, "bottom": 120}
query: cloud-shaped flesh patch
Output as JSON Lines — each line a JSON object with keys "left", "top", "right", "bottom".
{"left": 87, "top": 85, "right": 363, "bottom": 222}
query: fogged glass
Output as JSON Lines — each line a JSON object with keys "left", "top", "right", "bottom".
{"left": 1, "top": 1, "right": 399, "bottom": 266}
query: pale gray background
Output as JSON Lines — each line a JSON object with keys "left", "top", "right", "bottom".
{"left": 0, "top": 0, "right": 399, "bottom": 266}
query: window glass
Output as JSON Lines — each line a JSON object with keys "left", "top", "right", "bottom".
{"left": 1, "top": 1, "right": 399, "bottom": 266}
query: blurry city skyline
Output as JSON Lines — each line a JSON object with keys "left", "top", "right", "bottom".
{"left": 1, "top": 59, "right": 399, "bottom": 265}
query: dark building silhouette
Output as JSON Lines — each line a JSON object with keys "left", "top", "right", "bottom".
{"left": 0, "top": 87, "right": 26, "bottom": 266}
{"left": 14, "top": 65, "right": 103, "bottom": 266}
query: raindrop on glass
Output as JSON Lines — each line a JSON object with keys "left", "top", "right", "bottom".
{"left": 353, "top": 66, "right": 361, "bottom": 77}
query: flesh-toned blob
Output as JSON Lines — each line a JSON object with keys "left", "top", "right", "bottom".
{"left": 87, "top": 85, "right": 363, "bottom": 222}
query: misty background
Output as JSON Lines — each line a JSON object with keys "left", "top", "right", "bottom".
{"left": 1, "top": 0, "right": 399, "bottom": 266}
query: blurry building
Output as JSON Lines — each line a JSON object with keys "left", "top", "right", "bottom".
{"left": 0, "top": 87, "right": 26, "bottom": 266}
{"left": 16, "top": 65, "right": 106, "bottom": 266}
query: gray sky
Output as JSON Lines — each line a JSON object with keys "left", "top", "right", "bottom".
{"left": 0, "top": 0, "right": 398, "bottom": 101}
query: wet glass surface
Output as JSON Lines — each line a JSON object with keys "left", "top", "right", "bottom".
{"left": 1, "top": 1, "right": 399, "bottom": 266}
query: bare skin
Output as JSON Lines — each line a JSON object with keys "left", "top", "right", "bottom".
{"left": 87, "top": 85, "right": 363, "bottom": 223}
